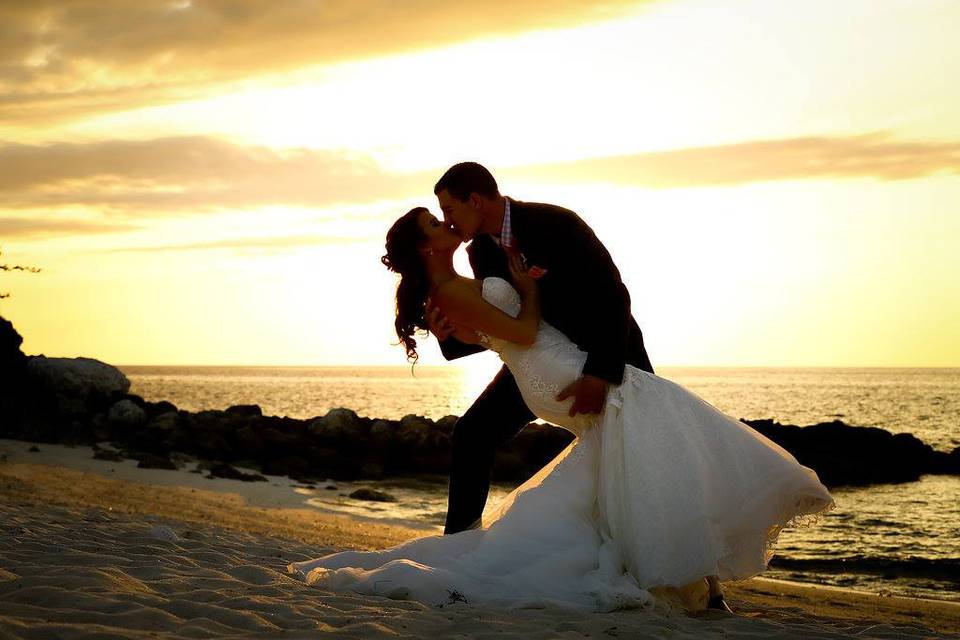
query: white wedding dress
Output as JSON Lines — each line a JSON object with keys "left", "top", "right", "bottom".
{"left": 288, "top": 277, "right": 835, "bottom": 610}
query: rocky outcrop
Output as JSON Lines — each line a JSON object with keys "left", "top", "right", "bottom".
{"left": 742, "top": 419, "right": 960, "bottom": 486}
{"left": 26, "top": 356, "right": 130, "bottom": 416}
{"left": 349, "top": 488, "right": 398, "bottom": 502}
{"left": 0, "top": 316, "right": 956, "bottom": 489}
{"left": 0, "top": 316, "right": 26, "bottom": 380}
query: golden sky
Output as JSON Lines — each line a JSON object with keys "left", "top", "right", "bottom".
{"left": 2, "top": 0, "right": 958, "bottom": 367}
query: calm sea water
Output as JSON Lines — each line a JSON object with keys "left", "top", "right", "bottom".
{"left": 121, "top": 365, "right": 960, "bottom": 601}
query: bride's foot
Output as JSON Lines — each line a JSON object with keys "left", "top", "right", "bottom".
{"left": 705, "top": 576, "right": 733, "bottom": 613}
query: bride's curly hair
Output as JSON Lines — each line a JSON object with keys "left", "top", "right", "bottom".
{"left": 381, "top": 207, "right": 431, "bottom": 363}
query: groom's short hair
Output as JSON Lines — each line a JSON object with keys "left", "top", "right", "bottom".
{"left": 434, "top": 162, "right": 499, "bottom": 202}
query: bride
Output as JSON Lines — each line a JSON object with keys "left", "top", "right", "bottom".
{"left": 288, "top": 207, "right": 835, "bottom": 612}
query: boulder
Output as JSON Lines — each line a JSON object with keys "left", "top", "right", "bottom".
{"left": 144, "top": 400, "right": 178, "bottom": 419}
{"left": 368, "top": 419, "right": 395, "bottom": 448}
{"left": 25, "top": 356, "right": 130, "bottom": 415}
{"left": 349, "top": 488, "right": 398, "bottom": 503}
{"left": 225, "top": 404, "right": 262, "bottom": 418}
{"left": 206, "top": 462, "right": 267, "bottom": 482}
{"left": 107, "top": 399, "right": 147, "bottom": 429}
{"left": 234, "top": 425, "right": 263, "bottom": 452}
{"left": 0, "top": 316, "right": 27, "bottom": 379}
{"left": 742, "top": 418, "right": 948, "bottom": 487}
{"left": 310, "top": 408, "right": 361, "bottom": 439}
{"left": 148, "top": 411, "right": 180, "bottom": 432}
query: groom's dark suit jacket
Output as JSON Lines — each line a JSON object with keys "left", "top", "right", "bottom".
{"left": 439, "top": 198, "right": 653, "bottom": 383}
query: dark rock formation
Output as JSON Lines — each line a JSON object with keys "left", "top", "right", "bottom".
{"left": 349, "top": 488, "right": 398, "bottom": 502}
{"left": 206, "top": 462, "right": 267, "bottom": 482}
{"left": 1, "top": 315, "right": 957, "bottom": 490}
{"left": 0, "top": 316, "right": 27, "bottom": 380}
{"left": 741, "top": 419, "right": 960, "bottom": 486}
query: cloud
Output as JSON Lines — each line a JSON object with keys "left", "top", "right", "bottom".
{"left": 110, "top": 233, "right": 373, "bottom": 253}
{"left": 0, "top": 0, "right": 648, "bottom": 125}
{"left": 509, "top": 133, "right": 960, "bottom": 187}
{"left": 0, "top": 136, "right": 434, "bottom": 212}
{"left": 1, "top": 132, "right": 957, "bottom": 220}
{"left": 0, "top": 216, "right": 141, "bottom": 238}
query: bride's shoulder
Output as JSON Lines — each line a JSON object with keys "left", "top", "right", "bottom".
{"left": 433, "top": 277, "right": 482, "bottom": 306}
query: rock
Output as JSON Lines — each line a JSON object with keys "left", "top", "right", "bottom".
{"left": 369, "top": 419, "right": 393, "bottom": 439}
{"left": 207, "top": 462, "right": 267, "bottom": 482}
{"left": 234, "top": 425, "right": 262, "bottom": 451}
{"left": 147, "top": 411, "right": 180, "bottom": 432}
{"left": 136, "top": 454, "right": 177, "bottom": 470}
{"left": 310, "top": 408, "right": 361, "bottom": 439}
{"left": 225, "top": 404, "right": 262, "bottom": 417}
{"left": 144, "top": 400, "right": 178, "bottom": 418}
{"left": 25, "top": 356, "right": 130, "bottom": 415}
{"left": 741, "top": 419, "right": 947, "bottom": 487}
{"left": 27, "top": 445, "right": 40, "bottom": 452}
{"left": 397, "top": 414, "right": 434, "bottom": 448}
{"left": 120, "top": 393, "right": 146, "bottom": 408}
{"left": 107, "top": 399, "right": 147, "bottom": 429}
{"left": 348, "top": 487, "right": 397, "bottom": 503}
{"left": 436, "top": 415, "right": 459, "bottom": 433}
{"left": 0, "top": 316, "right": 27, "bottom": 378}
{"left": 261, "top": 427, "right": 299, "bottom": 453}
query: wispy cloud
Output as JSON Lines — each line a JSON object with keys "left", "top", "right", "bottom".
{"left": 0, "top": 136, "right": 433, "bottom": 212}
{"left": 0, "top": 216, "right": 141, "bottom": 238}
{"left": 510, "top": 133, "right": 960, "bottom": 187}
{"left": 0, "top": 0, "right": 648, "bottom": 125}
{"left": 109, "top": 233, "right": 373, "bottom": 253}
{"left": 2, "top": 133, "right": 957, "bottom": 222}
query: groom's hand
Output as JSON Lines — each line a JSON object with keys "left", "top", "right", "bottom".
{"left": 556, "top": 375, "right": 609, "bottom": 417}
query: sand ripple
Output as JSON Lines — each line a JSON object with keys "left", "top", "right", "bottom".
{"left": 1, "top": 498, "right": 956, "bottom": 639}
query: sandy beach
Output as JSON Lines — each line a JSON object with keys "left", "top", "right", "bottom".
{"left": 1, "top": 439, "right": 957, "bottom": 639}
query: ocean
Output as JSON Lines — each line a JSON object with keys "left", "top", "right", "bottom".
{"left": 120, "top": 364, "right": 960, "bottom": 601}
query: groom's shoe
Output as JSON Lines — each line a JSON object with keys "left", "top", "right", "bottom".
{"left": 706, "top": 595, "right": 733, "bottom": 613}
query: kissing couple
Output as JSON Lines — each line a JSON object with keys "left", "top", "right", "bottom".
{"left": 289, "top": 162, "right": 834, "bottom": 612}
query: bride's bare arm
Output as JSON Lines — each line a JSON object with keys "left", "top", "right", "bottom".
{"left": 435, "top": 257, "right": 540, "bottom": 346}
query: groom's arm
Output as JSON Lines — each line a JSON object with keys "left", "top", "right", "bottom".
{"left": 438, "top": 336, "right": 485, "bottom": 361}
{"left": 549, "top": 212, "right": 632, "bottom": 386}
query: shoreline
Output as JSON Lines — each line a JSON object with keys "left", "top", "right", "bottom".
{"left": 2, "top": 440, "right": 959, "bottom": 638}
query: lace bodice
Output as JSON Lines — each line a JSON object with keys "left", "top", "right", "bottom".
{"left": 479, "top": 277, "right": 595, "bottom": 435}
{"left": 475, "top": 277, "right": 521, "bottom": 353}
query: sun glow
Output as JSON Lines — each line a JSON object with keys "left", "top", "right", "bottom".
{"left": 3, "top": 0, "right": 959, "bottom": 367}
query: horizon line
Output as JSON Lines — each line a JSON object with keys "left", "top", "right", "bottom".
{"left": 110, "top": 363, "right": 960, "bottom": 370}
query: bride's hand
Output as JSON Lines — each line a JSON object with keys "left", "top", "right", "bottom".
{"left": 425, "top": 296, "right": 456, "bottom": 341}
{"left": 508, "top": 254, "right": 537, "bottom": 296}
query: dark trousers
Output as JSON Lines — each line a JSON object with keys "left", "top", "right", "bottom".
{"left": 443, "top": 365, "right": 535, "bottom": 534}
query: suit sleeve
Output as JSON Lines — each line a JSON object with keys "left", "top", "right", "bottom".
{"left": 551, "top": 213, "right": 632, "bottom": 385}
{"left": 438, "top": 335, "right": 485, "bottom": 361}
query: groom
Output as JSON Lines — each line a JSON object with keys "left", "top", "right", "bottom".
{"left": 428, "top": 162, "right": 655, "bottom": 534}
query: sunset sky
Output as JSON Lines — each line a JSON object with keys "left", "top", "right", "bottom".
{"left": 1, "top": 0, "right": 958, "bottom": 368}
